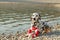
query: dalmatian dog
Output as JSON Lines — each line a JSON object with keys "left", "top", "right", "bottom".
{"left": 31, "top": 13, "right": 51, "bottom": 34}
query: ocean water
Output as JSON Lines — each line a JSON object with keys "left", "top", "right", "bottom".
{"left": 0, "top": 7, "right": 60, "bottom": 34}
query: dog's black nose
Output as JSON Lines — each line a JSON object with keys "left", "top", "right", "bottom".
{"left": 34, "top": 18, "right": 36, "bottom": 20}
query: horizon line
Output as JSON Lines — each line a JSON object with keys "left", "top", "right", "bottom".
{"left": 0, "top": 1, "right": 60, "bottom": 4}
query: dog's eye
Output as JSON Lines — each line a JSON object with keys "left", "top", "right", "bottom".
{"left": 36, "top": 15, "right": 38, "bottom": 17}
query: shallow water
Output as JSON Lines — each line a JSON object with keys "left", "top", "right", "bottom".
{"left": 0, "top": 8, "right": 60, "bottom": 34}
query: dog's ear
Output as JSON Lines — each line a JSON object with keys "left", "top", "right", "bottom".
{"left": 39, "top": 14, "right": 41, "bottom": 20}
{"left": 30, "top": 17, "right": 32, "bottom": 20}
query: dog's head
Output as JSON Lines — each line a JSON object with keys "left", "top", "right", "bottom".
{"left": 31, "top": 13, "right": 39, "bottom": 21}
{"left": 31, "top": 13, "right": 41, "bottom": 26}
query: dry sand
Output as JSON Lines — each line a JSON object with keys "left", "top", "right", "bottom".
{"left": 0, "top": 32, "right": 60, "bottom": 40}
